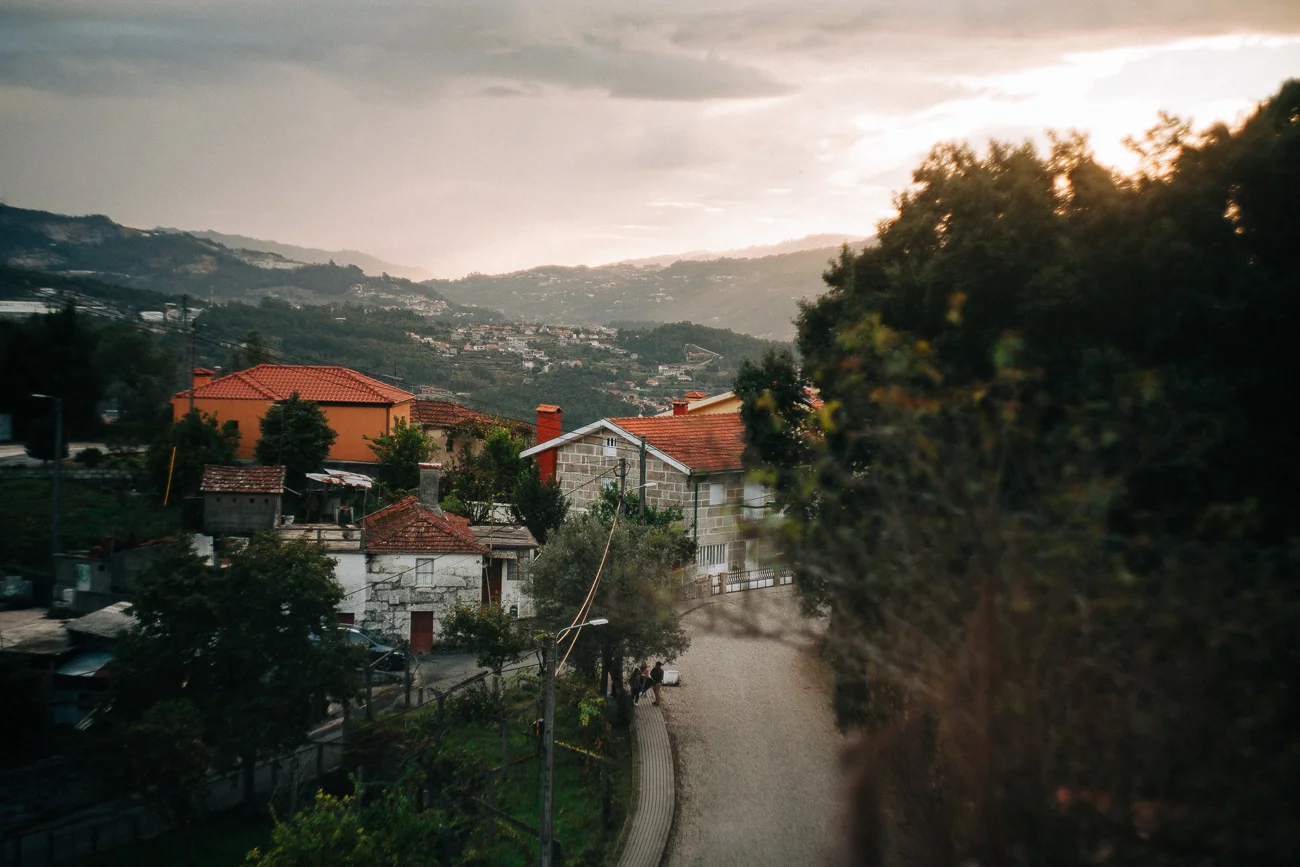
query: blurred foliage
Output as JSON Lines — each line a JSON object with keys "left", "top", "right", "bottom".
{"left": 739, "top": 81, "right": 1300, "bottom": 864}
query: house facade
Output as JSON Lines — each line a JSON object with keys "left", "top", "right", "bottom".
{"left": 280, "top": 464, "right": 537, "bottom": 652}
{"left": 200, "top": 464, "right": 285, "bottom": 535}
{"left": 520, "top": 405, "right": 772, "bottom": 577}
{"left": 656, "top": 390, "right": 743, "bottom": 416}
{"left": 173, "top": 365, "right": 414, "bottom": 464}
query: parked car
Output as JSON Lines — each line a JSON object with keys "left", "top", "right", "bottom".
{"left": 313, "top": 626, "right": 408, "bottom": 672}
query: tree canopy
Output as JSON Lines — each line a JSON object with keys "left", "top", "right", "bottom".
{"left": 112, "top": 534, "right": 358, "bottom": 801}
{"left": 146, "top": 409, "right": 240, "bottom": 500}
{"left": 739, "top": 80, "right": 1300, "bottom": 864}
{"left": 366, "top": 417, "right": 436, "bottom": 492}
{"left": 254, "top": 392, "right": 337, "bottom": 488}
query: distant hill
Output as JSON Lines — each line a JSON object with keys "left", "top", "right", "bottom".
{"left": 0, "top": 204, "right": 491, "bottom": 319}
{"left": 613, "top": 234, "right": 869, "bottom": 268}
{"left": 426, "top": 243, "right": 870, "bottom": 340}
{"left": 612, "top": 321, "right": 789, "bottom": 371}
{"left": 157, "top": 228, "right": 431, "bottom": 281}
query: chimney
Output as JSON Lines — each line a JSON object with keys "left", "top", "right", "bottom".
{"left": 671, "top": 398, "right": 689, "bottom": 416}
{"left": 192, "top": 367, "right": 214, "bottom": 391}
{"left": 418, "top": 462, "right": 443, "bottom": 513}
{"left": 535, "top": 404, "right": 563, "bottom": 483}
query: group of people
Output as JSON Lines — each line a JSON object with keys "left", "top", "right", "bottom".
{"left": 632, "top": 661, "right": 665, "bottom": 706}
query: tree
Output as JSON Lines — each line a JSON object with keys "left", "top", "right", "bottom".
{"left": 445, "top": 427, "right": 528, "bottom": 523}
{"left": 525, "top": 514, "right": 690, "bottom": 702}
{"left": 739, "top": 81, "right": 1300, "bottom": 864}
{"left": 365, "top": 417, "right": 436, "bottom": 492}
{"left": 146, "top": 409, "right": 241, "bottom": 499}
{"left": 587, "top": 481, "right": 682, "bottom": 528}
{"left": 0, "top": 303, "right": 105, "bottom": 448}
{"left": 96, "top": 322, "right": 179, "bottom": 438}
{"left": 510, "top": 464, "right": 568, "bottom": 544}
{"left": 112, "top": 534, "right": 359, "bottom": 805}
{"left": 254, "top": 392, "right": 337, "bottom": 489}
{"left": 440, "top": 601, "right": 532, "bottom": 769}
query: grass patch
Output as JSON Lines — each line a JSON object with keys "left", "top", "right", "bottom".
{"left": 397, "top": 674, "right": 633, "bottom": 865}
{"left": 69, "top": 811, "right": 271, "bottom": 867}
{"left": 0, "top": 478, "right": 178, "bottom": 574}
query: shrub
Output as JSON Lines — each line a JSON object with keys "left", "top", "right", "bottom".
{"left": 75, "top": 446, "right": 104, "bottom": 467}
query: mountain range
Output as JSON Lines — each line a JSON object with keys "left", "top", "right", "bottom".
{"left": 0, "top": 203, "right": 864, "bottom": 338}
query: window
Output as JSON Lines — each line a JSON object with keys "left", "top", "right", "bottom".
{"left": 743, "top": 480, "right": 766, "bottom": 517}
{"left": 248, "top": 497, "right": 255, "bottom": 504}
{"left": 601, "top": 476, "right": 617, "bottom": 490}
{"left": 696, "top": 543, "right": 727, "bottom": 568}
{"left": 603, "top": 435, "right": 617, "bottom": 457}
{"left": 707, "top": 481, "right": 726, "bottom": 506}
{"left": 506, "top": 559, "right": 519, "bottom": 582}
{"left": 415, "top": 558, "right": 435, "bottom": 586}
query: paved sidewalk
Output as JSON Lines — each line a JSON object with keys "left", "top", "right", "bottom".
{"left": 617, "top": 700, "right": 675, "bottom": 867}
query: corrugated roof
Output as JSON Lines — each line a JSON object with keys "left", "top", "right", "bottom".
{"left": 66, "top": 602, "right": 136, "bottom": 640}
{"left": 176, "top": 365, "right": 413, "bottom": 405}
{"left": 470, "top": 525, "right": 540, "bottom": 549}
{"left": 201, "top": 464, "right": 286, "bottom": 493}
{"left": 607, "top": 414, "right": 747, "bottom": 473}
{"left": 362, "top": 496, "right": 488, "bottom": 554}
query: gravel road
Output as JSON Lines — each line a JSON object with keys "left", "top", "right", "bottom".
{"left": 662, "top": 587, "right": 846, "bottom": 867}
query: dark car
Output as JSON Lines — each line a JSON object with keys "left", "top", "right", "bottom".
{"left": 314, "top": 626, "right": 408, "bottom": 672}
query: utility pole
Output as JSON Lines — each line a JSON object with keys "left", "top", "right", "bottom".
{"left": 618, "top": 457, "right": 627, "bottom": 510}
{"left": 182, "top": 294, "right": 195, "bottom": 413}
{"left": 539, "top": 636, "right": 557, "bottom": 867}
{"left": 638, "top": 435, "right": 647, "bottom": 520}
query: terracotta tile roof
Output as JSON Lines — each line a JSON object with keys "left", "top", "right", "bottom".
{"left": 470, "top": 525, "right": 540, "bottom": 549}
{"left": 410, "top": 400, "right": 498, "bottom": 429}
{"left": 361, "top": 496, "right": 488, "bottom": 554}
{"left": 176, "top": 365, "right": 413, "bottom": 405}
{"left": 606, "top": 414, "right": 747, "bottom": 473}
{"left": 200, "top": 464, "right": 286, "bottom": 493}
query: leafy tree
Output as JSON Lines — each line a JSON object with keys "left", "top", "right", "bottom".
{"left": 0, "top": 303, "right": 105, "bottom": 449}
{"left": 587, "top": 480, "right": 682, "bottom": 527}
{"left": 440, "top": 601, "right": 532, "bottom": 769}
{"left": 365, "top": 417, "right": 436, "bottom": 491}
{"left": 146, "top": 409, "right": 241, "bottom": 499}
{"left": 254, "top": 392, "right": 337, "bottom": 489}
{"left": 95, "top": 321, "right": 179, "bottom": 436}
{"left": 445, "top": 427, "right": 528, "bottom": 522}
{"left": 244, "top": 788, "right": 451, "bottom": 866}
{"left": 740, "top": 81, "right": 1300, "bottom": 864}
{"left": 525, "top": 514, "right": 690, "bottom": 701}
{"left": 113, "top": 534, "right": 359, "bottom": 805}
{"left": 510, "top": 464, "right": 568, "bottom": 544}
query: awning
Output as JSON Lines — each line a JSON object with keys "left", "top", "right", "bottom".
{"left": 56, "top": 651, "right": 116, "bottom": 678}
{"left": 305, "top": 470, "right": 374, "bottom": 490}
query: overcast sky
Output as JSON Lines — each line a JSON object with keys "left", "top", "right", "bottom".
{"left": 1, "top": 1, "right": 1297, "bottom": 277}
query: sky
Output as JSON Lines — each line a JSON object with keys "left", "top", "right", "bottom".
{"left": 1, "top": 1, "right": 1298, "bottom": 278}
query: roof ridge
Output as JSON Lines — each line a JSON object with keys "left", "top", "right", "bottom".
{"left": 235, "top": 367, "right": 282, "bottom": 399}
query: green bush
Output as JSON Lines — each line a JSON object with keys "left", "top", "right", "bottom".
{"left": 75, "top": 446, "right": 104, "bottom": 467}
{"left": 445, "top": 682, "right": 496, "bottom": 723}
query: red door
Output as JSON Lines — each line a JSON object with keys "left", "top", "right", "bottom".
{"left": 410, "top": 612, "right": 434, "bottom": 654}
{"left": 482, "top": 561, "right": 502, "bottom": 605}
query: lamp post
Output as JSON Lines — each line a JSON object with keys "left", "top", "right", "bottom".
{"left": 30, "top": 393, "right": 63, "bottom": 555}
{"left": 540, "top": 617, "right": 609, "bottom": 867}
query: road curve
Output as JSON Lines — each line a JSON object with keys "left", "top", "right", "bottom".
{"left": 662, "top": 588, "right": 846, "bottom": 867}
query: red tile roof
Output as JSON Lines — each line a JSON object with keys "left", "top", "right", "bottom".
{"left": 176, "top": 365, "right": 413, "bottom": 405}
{"left": 200, "top": 464, "right": 286, "bottom": 493}
{"left": 410, "top": 400, "right": 498, "bottom": 429}
{"left": 361, "top": 496, "right": 488, "bottom": 554}
{"left": 607, "top": 414, "right": 747, "bottom": 473}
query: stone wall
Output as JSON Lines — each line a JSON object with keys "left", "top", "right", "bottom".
{"left": 359, "top": 552, "right": 483, "bottom": 643}
{"left": 551, "top": 433, "right": 763, "bottom": 575}
{"left": 203, "top": 492, "right": 281, "bottom": 535}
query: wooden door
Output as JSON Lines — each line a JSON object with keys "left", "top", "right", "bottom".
{"left": 482, "top": 561, "right": 503, "bottom": 605}
{"left": 410, "top": 611, "right": 434, "bottom": 654}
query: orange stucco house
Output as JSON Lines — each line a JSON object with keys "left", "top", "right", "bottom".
{"left": 173, "top": 365, "right": 414, "bottom": 463}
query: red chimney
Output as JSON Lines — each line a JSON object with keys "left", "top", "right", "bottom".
{"left": 671, "top": 398, "right": 689, "bottom": 416}
{"left": 535, "top": 404, "right": 563, "bottom": 482}
{"left": 192, "top": 367, "right": 214, "bottom": 391}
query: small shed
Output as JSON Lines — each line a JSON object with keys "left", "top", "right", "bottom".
{"left": 201, "top": 465, "right": 286, "bottom": 535}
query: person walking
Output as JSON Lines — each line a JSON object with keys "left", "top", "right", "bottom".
{"left": 650, "top": 661, "right": 665, "bottom": 706}
{"left": 632, "top": 662, "right": 650, "bottom": 704}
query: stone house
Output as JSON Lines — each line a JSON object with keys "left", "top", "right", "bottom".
{"left": 520, "top": 404, "right": 773, "bottom": 577}
{"left": 200, "top": 464, "right": 285, "bottom": 535}
{"left": 409, "top": 399, "right": 532, "bottom": 465}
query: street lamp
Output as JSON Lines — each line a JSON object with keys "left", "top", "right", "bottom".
{"left": 30, "top": 393, "right": 63, "bottom": 555}
{"left": 540, "top": 617, "right": 609, "bottom": 867}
